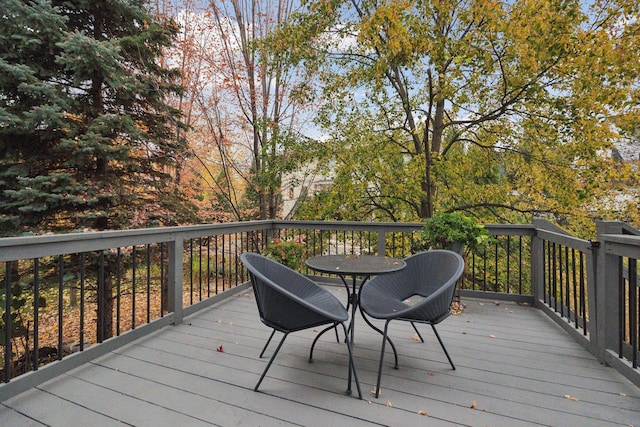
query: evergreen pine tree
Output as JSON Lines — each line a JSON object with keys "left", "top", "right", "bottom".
{"left": 0, "top": 0, "right": 192, "bottom": 235}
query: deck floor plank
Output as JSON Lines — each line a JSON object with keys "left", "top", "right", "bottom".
{"left": 2, "top": 287, "right": 639, "bottom": 427}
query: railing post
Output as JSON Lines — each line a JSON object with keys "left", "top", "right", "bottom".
{"left": 595, "top": 221, "right": 622, "bottom": 365}
{"left": 531, "top": 221, "right": 544, "bottom": 306}
{"left": 168, "top": 237, "right": 184, "bottom": 325}
{"left": 377, "top": 228, "right": 386, "bottom": 256}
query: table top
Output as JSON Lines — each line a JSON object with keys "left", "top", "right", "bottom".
{"left": 305, "top": 254, "right": 406, "bottom": 276}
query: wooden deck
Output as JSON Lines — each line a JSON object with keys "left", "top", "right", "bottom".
{"left": 1, "top": 285, "right": 639, "bottom": 427}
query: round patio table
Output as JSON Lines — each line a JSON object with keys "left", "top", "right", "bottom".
{"left": 305, "top": 254, "right": 406, "bottom": 346}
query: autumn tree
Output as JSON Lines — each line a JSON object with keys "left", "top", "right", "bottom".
{"left": 163, "top": 0, "right": 320, "bottom": 221}
{"left": 274, "top": 0, "right": 640, "bottom": 234}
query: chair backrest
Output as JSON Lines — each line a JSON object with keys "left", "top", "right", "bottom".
{"left": 361, "top": 250, "right": 464, "bottom": 322}
{"left": 240, "top": 252, "right": 347, "bottom": 331}
{"left": 400, "top": 250, "right": 464, "bottom": 321}
{"left": 403, "top": 250, "right": 464, "bottom": 298}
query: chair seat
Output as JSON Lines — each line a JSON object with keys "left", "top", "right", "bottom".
{"left": 359, "top": 291, "right": 410, "bottom": 319}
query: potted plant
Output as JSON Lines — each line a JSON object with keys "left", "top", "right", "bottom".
{"left": 263, "top": 237, "right": 306, "bottom": 271}
{"left": 418, "top": 212, "right": 493, "bottom": 255}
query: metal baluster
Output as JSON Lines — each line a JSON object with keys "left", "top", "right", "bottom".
{"left": 33, "top": 259, "right": 40, "bottom": 371}
{"left": 80, "top": 254, "right": 85, "bottom": 350}
{"left": 58, "top": 255, "right": 64, "bottom": 359}
{"left": 629, "top": 258, "right": 637, "bottom": 368}
{"left": 579, "top": 251, "right": 586, "bottom": 335}
{"left": 116, "top": 248, "right": 122, "bottom": 332}
{"left": 98, "top": 250, "right": 105, "bottom": 342}
{"left": 160, "top": 243, "right": 165, "bottom": 316}
{"left": 146, "top": 244, "right": 151, "bottom": 323}
{"left": 4, "top": 262, "right": 11, "bottom": 382}
{"left": 189, "top": 239, "right": 193, "bottom": 305}
{"left": 132, "top": 246, "right": 137, "bottom": 330}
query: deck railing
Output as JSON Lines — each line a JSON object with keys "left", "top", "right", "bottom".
{"left": 0, "top": 218, "right": 638, "bottom": 399}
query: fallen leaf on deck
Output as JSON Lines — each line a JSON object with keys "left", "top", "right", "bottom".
{"left": 564, "top": 394, "right": 579, "bottom": 401}
{"left": 418, "top": 410, "right": 428, "bottom": 416}
{"left": 470, "top": 401, "right": 477, "bottom": 409}
{"left": 462, "top": 331, "right": 467, "bottom": 334}
{"left": 371, "top": 387, "right": 378, "bottom": 395}
{"left": 479, "top": 303, "right": 484, "bottom": 306}
{"left": 412, "top": 334, "right": 421, "bottom": 341}
{"left": 620, "top": 392, "right": 627, "bottom": 397}
{"left": 387, "top": 401, "right": 393, "bottom": 407}
{"left": 489, "top": 334, "right": 496, "bottom": 338}
{"left": 216, "top": 345, "right": 224, "bottom": 353}
{"left": 494, "top": 301, "right": 500, "bottom": 306}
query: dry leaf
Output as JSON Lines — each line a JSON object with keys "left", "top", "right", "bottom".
{"left": 494, "top": 301, "right": 500, "bottom": 306}
{"left": 462, "top": 331, "right": 467, "bottom": 334}
{"left": 216, "top": 345, "right": 224, "bottom": 353}
{"left": 412, "top": 334, "right": 421, "bottom": 342}
{"left": 564, "top": 394, "right": 579, "bottom": 401}
{"left": 387, "top": 401, "right": 393, "bottom": 407}
{"left": 418, "top": 410, "right": 428, "bottom": 416}
{"left": 620, "top": 392, "right": 627, "bottom": 397}
{"left": 371, "top": 387, "right": 378, "bottom": 395}
{"left": 470, "top": 401, "right": 477, "bottom": 409}
{"left": 427, "top": 372, "right": 435, "bottom": 376}
{"left": 489, "top": 334, "right": 496, "bottom": 338}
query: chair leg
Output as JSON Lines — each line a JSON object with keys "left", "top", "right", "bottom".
{"left": 341, "top": 323, "right": 362, "bottom": 399}
{"left": 431, "top": 324, "right": 455, "bottom": 370}
{"left": 259, "top": 329, "right": 277, "bottom": 358}
{"left": 411, "top": 322, "right": 424, "bottom": 343}
{"left": 309, "top": 324, "right": 338, "bottom": 362}
{"left": 255, "top": 332, "right": 288, "bottom": 391}
{"left": 374, "top": 320, "right": 391, "bottom": 398}
{"left": 360, "top": 307, "right": 398, "bottom": 368}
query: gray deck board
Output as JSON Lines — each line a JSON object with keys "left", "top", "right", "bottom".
{"left": 2, "top": 288, "right": 639, "bottom": 427}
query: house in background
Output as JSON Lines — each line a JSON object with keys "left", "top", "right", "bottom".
{"left": 281, "top": 160, "right": 334, "bottom": 219}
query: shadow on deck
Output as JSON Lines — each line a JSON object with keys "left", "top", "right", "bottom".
{"left": 1, "top": 285, "right": 638, "bottom": 427}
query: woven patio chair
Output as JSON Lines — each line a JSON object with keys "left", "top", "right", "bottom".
{"left": 240, "top": 252, "right": 362, "bottom": 399}
{"left": 359, "top": 250, "right": 464, "bottom": 398}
